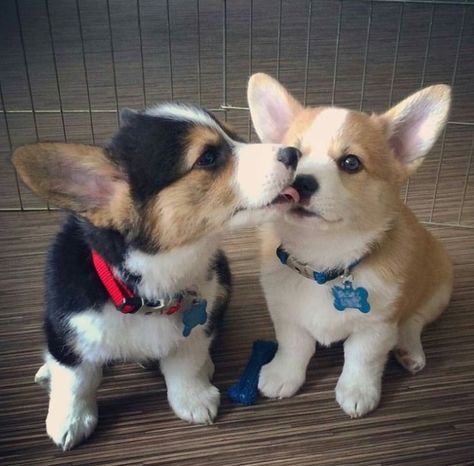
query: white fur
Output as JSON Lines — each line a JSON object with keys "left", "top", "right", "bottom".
{"left": 249, "top": 86, "right": 398, "bottom": 416}
{"left": 69, "top": 237, "right": 220, "bottom": 363}
{"left": 294, "top": 109, "right": 363, "bottom": 226}
{"left": 259, "top": 226, "right": 400, "bottom": 416}
{"left": 273, "top": 218, "right": 387, "bottom": 272}
{"left": 229, "top": 142, "right": 298, "bottom": 230}
{"left": 123, "top": 235, "right": 220, "bottom": 299}
{"left": 70, "top": 304, "right": 183, "bottom": 363}
{"left": 300, "top": 108, "right": 348, "bottom": 156}
{"left": 160, "top": 333, "right": 219, "bottom": 424}
{"left": 146, "top": 103, "right": 235, "bottom": 148}
{"left": 68, "top": 270, "right": 219, "bottom": 365}
{"left": 145, "top": 103, "right": 219, "bottom": 132}
{"left": 42, "top": 355, "right": 101, "bottom": 450}
{"left": 234, "top": 143, "right": 293, "bottom": 209}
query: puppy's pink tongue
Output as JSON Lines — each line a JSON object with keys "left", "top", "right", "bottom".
{"left": 280, "top": 186, "right": 300, "bottom": 203}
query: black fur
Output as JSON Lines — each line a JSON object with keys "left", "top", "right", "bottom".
{"left": 44, "top": 216, "right": 110, "bottom": 365}
{"left": 206, "top": 250, "right": 232, "bottom": 337}
{"left": 108, "top": 112, "right": 190, "bottom": 204}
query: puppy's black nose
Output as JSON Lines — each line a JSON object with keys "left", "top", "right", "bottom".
{"left": 277, "top": 147, "right": 301, "bottom": 170}
{"left": 292, "top": 174, "right": 319, "bottom": 199}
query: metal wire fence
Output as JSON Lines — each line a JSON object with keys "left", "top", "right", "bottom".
{"left": 0, "top": 0, "right": 473, "bottom": 228}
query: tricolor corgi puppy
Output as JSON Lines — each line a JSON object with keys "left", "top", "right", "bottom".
{"left": 12, "top": 103, "right": 301, "bottom": 449}
{"left": 247, "top": 73, "right": 453, "bottom": 418}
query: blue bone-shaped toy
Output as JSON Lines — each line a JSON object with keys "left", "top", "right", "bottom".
{"left": 228, "top": 340, "right": 278, "bottom": 405}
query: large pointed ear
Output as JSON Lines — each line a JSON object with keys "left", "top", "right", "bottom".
{"left": 12, "top": 143, "right": 133, "bottom": 228}
{"left": 380, "top": 85, "right": 451, "bottom": 174}
{"left": 247, "top": 73, "right": 303, "bottom": 143}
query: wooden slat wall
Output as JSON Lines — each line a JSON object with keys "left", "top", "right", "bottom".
{"left": 1, "top": 0, "right": 473, "bottom": 224}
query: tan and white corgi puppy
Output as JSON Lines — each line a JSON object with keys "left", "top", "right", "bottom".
{"left": 247, "top": 73, "right": 453, "bottom": 418}
{"left": 12, "top": 102, "right": 300, "bottom": 449}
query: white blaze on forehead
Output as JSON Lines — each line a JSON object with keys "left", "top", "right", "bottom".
{"left": 302, "top": 107, "right": 349, "bottom": 159}
{"left": 297, "top": 107, "right": 349, "bottom": 184}
{"left": 145, "top": 103, "right": 234, "bottom": 142}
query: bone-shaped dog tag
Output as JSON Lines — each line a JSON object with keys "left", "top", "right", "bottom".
{"left": 182, "top": 298, "right": 208, "bottom": 337}
{"left": 332, "top": 281, "right": 370, "bottom": 313}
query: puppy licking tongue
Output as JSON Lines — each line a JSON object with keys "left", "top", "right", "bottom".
{"left": 278, "top": 186, "right": 300, "bottom": 204}
{"left": 281, "top": 186, "right": 300, "bottom": 203}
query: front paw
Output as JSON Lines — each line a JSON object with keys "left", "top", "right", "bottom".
{"left": 335, "top": 375, "right": 381, "bottom": 418}
{"left": 168, "top": 382, "right": 220, "bottom": 425}
{"left": 258, "top": 359, "right": 305, "bottom": 399}
{"left": 46, "top": 402, "right": 98, "bottom": 450}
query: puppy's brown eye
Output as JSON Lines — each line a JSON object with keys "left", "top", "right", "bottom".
{"left": 195, "top": 148, "right": 218, "bottom": 168}
{"left": 339, "top": 154, "right": 362, "bottom": 173}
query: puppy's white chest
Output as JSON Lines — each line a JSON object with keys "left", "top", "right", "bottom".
{"left": 69, "top": 305, "right": 185, "bottom": 363}
{"left": 293, "top": 277, "right": 362, "bottom": 345}
{"left": 69, "top": 260, "right": 219, "bottom": 364}
{"left": 262, "top": 259, "right": 394, "bottom": 346}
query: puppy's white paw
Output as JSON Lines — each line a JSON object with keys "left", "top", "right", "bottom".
{"left": 258, "top": 360, "right": 305, "bottom": 399}
{"left": 168, "top": 383, "right": 220, "bottom": 425}
{"left": 46, "top": 402, "right": 98, "bottom": 450}
{"left": 335, "top": 376, "right": 381, "bottom": 418}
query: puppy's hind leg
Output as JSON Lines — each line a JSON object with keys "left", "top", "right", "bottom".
{"left": 395, "top": 283, "right": 452, "bottom": 374}
{"left": 45, "top": 355, "right": 102, "bottom": 450}
{"left": 395, "top": 315, "right": 426, "bottom": 374}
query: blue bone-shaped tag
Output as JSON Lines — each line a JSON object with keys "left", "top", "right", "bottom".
{"left": 182, "top": 298, "right": 208, "bottom": 337}
{"left": 332, "top": 281, "right": 370, "bottom": 313}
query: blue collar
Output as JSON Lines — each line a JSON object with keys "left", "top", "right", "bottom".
{"left": 276, "top": 245, "right": 361, "bottom": 284}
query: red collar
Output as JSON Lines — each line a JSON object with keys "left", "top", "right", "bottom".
{"left": 91, "top": 249, "right": 181, "bottom": 315}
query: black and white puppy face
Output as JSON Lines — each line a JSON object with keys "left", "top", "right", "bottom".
{"left": 13, "top": 103, "right": 298, "bottom": 251}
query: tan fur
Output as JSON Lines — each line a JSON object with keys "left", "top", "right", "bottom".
{"left": 12, "top": 143, "right": 135, "bottom": 230}
{"left": 365, "top": 206, "right": 454, "bottom": 323}
{"left": 87, "top": 182, "right": 136, "bottom": 231}
{"left": 184, "top": 126, "right": 222, "bottom": 169}
{"left": 141, "top": 124, "right": 241, "bottom": 250}
{"left": 146, "top": 159, "right": 239, "bottom": 250}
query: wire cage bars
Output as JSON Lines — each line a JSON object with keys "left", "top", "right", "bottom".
{"left": 0, "top": 0, "right": 473, "bottom": 228}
